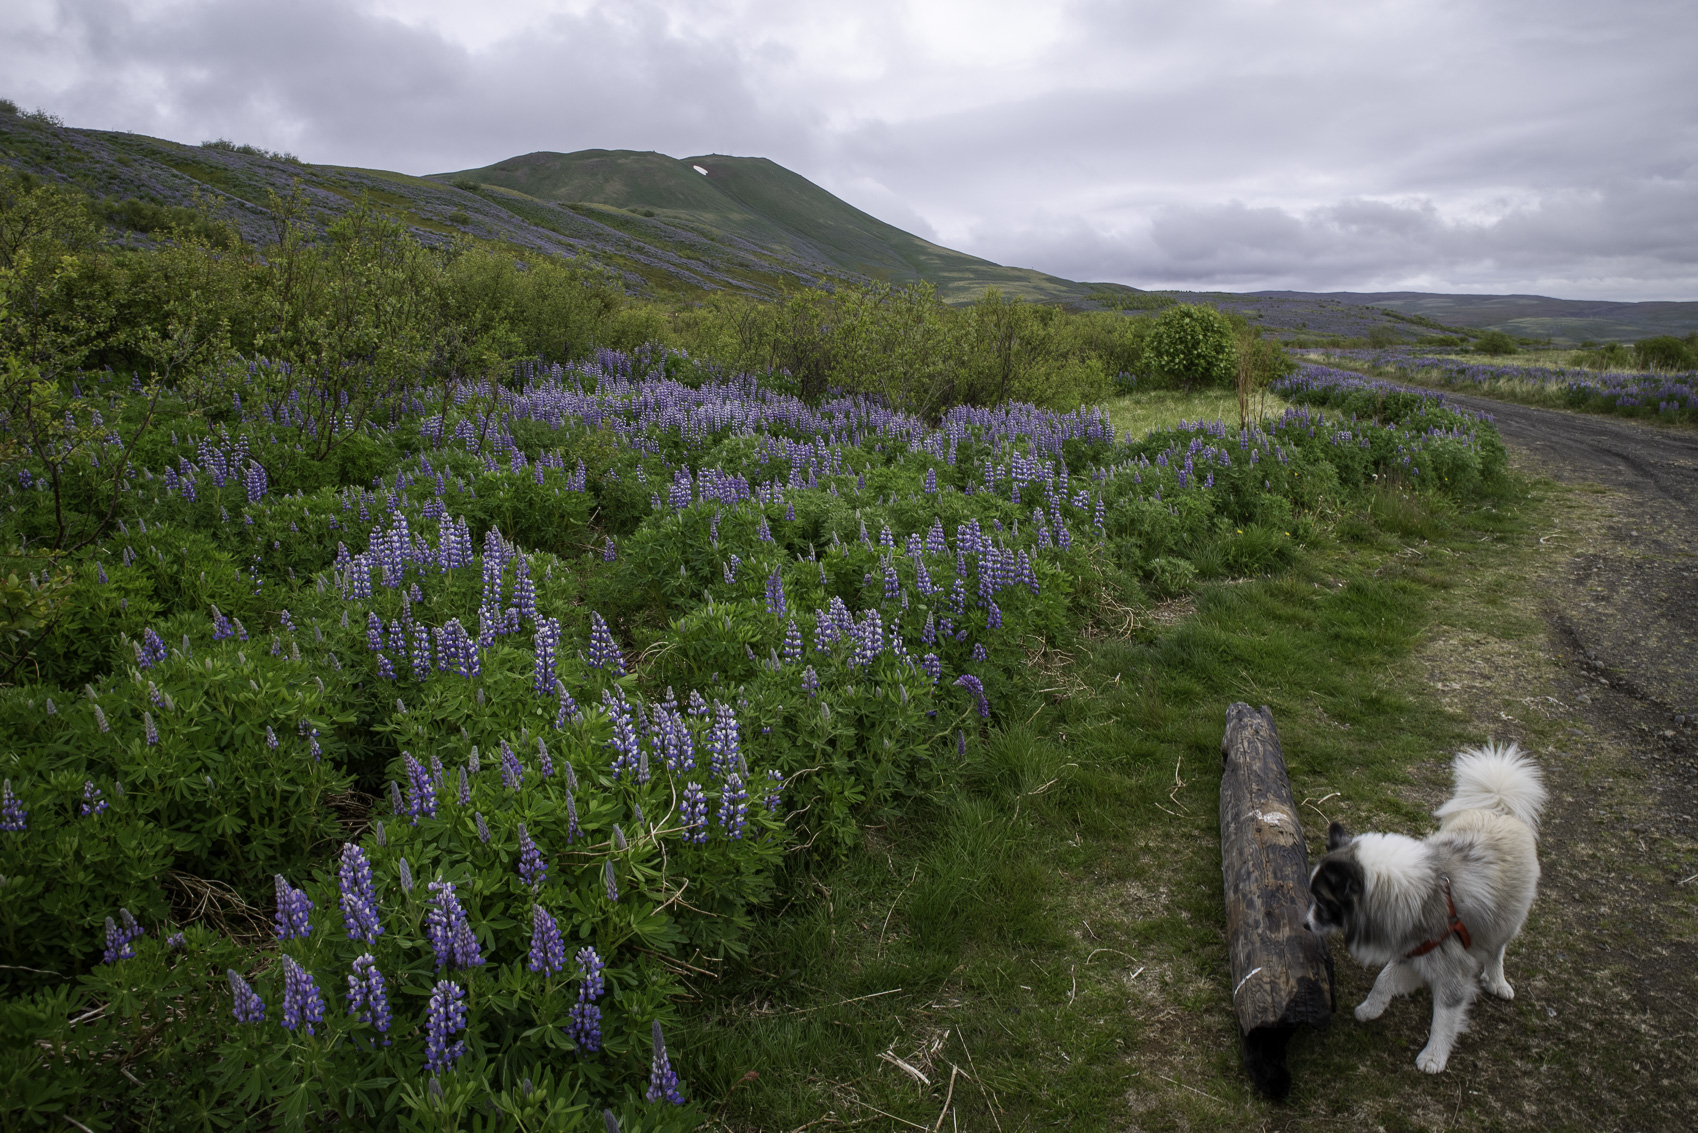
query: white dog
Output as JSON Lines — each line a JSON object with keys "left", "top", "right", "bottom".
{"left": 1304, "top": 742, "right": 1546, "bottom": 1073}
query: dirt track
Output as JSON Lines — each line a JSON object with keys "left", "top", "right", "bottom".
{"left": 1403, "top": 392, "right": 1698, "bottom": 1130}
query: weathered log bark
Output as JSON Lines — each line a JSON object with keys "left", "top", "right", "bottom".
{"left": 1219, "top": 702, "right": 1334, "bottom": 1099}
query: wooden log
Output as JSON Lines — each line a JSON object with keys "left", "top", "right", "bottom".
{"left": 1219, "top": 702, "right": 1334, "bottom": 1099}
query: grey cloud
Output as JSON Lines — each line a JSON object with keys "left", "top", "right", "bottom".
{"left": 3, "top": 0, "right": 1696, "bottom": 298}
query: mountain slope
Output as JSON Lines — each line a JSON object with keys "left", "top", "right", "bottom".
{"left": 435, "top": 149, "right": 1087, "bottom": 303}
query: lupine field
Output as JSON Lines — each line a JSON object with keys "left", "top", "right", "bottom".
{"left": 1324, "top": 350, "right": 1698, "bottom": 425}
{"left": 0, "top": 341, "right": 1505, "bottom": 1130}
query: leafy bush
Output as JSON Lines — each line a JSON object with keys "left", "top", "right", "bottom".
{"left": 1145, "top": 304, "right": 1237, "bottom": 390}
{"left": 1472, "top": 329, "right": 1519, "bottom": 355}
{"left": 1634, "top": 335, "right": 1695, "bottom": 371}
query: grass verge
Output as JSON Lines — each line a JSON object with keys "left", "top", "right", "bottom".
{"left": 680, "top": 469, "right": 1552, "bottom": 1130}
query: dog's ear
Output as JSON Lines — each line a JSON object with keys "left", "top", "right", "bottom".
{"left": 1314, "top": 858, "right": 1362, "bottom": 900}
{"left": 1327, "top": 820, "right": 1352, "bottom": 851}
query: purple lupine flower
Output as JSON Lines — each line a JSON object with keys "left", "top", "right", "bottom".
{"left": 398, "top": 857, "right": 414, "bottom": 893}
{"left": 923, "top": 467, "right": 938, "bottom": 494}
{"left": 986, "top": 600, "right": 1003, "bottom": 630}
{"left": 707, "top": 701, "right": 740, "bottom": 779}
{"left": 102, "top": 908, "right": 141, "bottom": 963}
{"left": 517, "top": 823, "right": 547, "bottom": 889}
{"left": 366, "top": 612, "right": 382, "bottom": 651}
{"left": 535, "top": 736, "right": 554, "bottom": 777}
{"left": 211, "top": 605, "right": 233, "bottom": 640}
{"left": 279, "top": 609, "right": 296, "bottom": 633}
{"left": 338, "top": 844, "right": 383, "bottom": 944}
{"left": 718, "top": 773, "right": 748, "bottom": 839}
{"left": 528, "top": 904, "right": 567, "bottom": 976}
{"left": 555, "top": 679, "right": 579, "bottom": 727}
{"left": 475, "top": 811, "right": 491, "bottom": 843}
{"left": 346, "top": 954, "right": 392, "bottom": 1044}
{"left": 763, "top": 769, "right": 784, "bottom": 815}
{"left": 603, "top": 687, "right": 641, "bottom": 780}
{"left": 244, "top": 460, "right": 267, "bottom": 502}
{"left": 602, "top": 859, "right": 618, "bottom": 902}
{"left": 565, "top": 791, "right": 582, "bottom": 843}
{"left": 81, "top": 780, "right": 108, "bottom": 817}
{"left": 800, "top": 666, "right": 819, "bottom": 697}
{"left": 603, "top": 537, "right": 617, "bottom": 562}
{"left": 410, "top": 623, "right": 431, "bottom": 682}
{"left": 425, "top": 878, "right": 484, "bottom": 971}
{"left": 265, "top": 725, "right": 279, "bottom": 749}
{"left": 457, "top": 765, "right": 470, "bottom": 806}
{"left": 647, "top": 1020, "right": 685, "bottom": 1104}
{"left": 138, "top": 627, "right": 167, "bottom": 668}
{"left": 403, "top": 752, "right": 438, "bottom": 824}
{"left": 376, "top": 653, "right": 395, "bottom": 680}
{"left": 280, "top": 956, "right": 326, "bottom": 1035}
{"left": 680, "top": 781, "right": 708, "bottom": 844}
{"left": 533, "top": 617, "right": 559, "bottom": 698}
{"left": 780, "top": 620, "right": 803, "bottom": 664}
{"left": 566, "top": 947, "right": 605, "bottom": 1051}
{"left": 274, "top": 875, "right": 313, "bottom": 940}
{"left": 424, "top": 980, "right": 468, "bottom": 1074}
{"left": 764, "top": 568, "right": 787, "bottom": 618}
{"left": 500, "top": 740, "right": 524, "bottom": 792}
{"left": 228, "top": 969, "right": 266, "bottom": 1024}
{"left": 972, "top": 643, "right": 988, "bottom": 662}
{"left": 166, "top": 931, "right": 186, "bottom": 950}
{"left": 4, "top": 781, "right": 31, "bottom": 831}
{"left": 586, "top": 611, "right": 624, "bottom": 674}
{"left": 953, "top": 673, "right": 991, "bottom": 718}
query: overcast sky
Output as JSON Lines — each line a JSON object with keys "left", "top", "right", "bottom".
{"left": 6, "top": 0, "right": 1696, "bottom": 300}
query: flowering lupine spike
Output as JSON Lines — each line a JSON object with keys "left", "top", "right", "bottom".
{"left": 425, "top": 877, "right": 484, "bottom": 971}
{"left": 500, "top": 740, "right": 524, "bottom": 791}
{"left": 274, "top": 875, "right": 313, "bottom": 940}
{"left": 612, "top": 824, "right": 627, "bottom": 852}
{"left": 228, "top": 969, "right": 266, "bottom": 1023}
{"left": 517, "top": 823, "right": 547, "bottom": 889}
{"left": 398, "top": 858, "right": 414, "bottom": 893}
{"left": 281, "top": 955, "right": 326, "bottom": 1035}
{"left": 603, "top": 859, "right": 619, "bottom": 902}
{"left": 338, "top": 844, "right": 383, "bottom": 943}
{"left": 567, "top": 947, "right": 605, "bottom": 1051}
{"left": 647, "top": 1019, "right": 685, "bottom": 1104}
{"left": 475, "top": 811, "right": 491, "bottom": 844}
{"left": 681, "top": 782, "right": 708, "bottom": 844}
{"left": 457, "top": 765, "right": 470, "bottom": 806}
{"left": 424, "top": 979, "right": 468, "bottom": 1074}
{"left": 528, "top": 904, "right": 567, "bottom": 976}
{"left": 346, "top": 954, "right": 392, "bottom": 1044}
{"left": 536, "top": 736, "right": 553, "bottom": 777}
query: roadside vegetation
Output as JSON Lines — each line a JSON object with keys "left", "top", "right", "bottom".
{"left": 2, "top": 166, "right": 1517, "bottom": 1130}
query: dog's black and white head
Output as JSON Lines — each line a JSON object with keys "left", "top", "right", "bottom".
{"left": 1304, "top": 821, "right": 1364, "bottom": 936}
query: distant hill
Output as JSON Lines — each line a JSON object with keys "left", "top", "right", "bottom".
{"left": 1247, "top": 290, "right": 1698, "bottom": 345}
{"left": 433, "top": 149, "right": 1087, "bottom": 303}
{"left": 2, "top": 109, "right": 1691, "bottom": 342}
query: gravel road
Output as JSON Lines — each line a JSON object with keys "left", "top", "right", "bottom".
{"left": 1436, "top": 391, "right": 1698, "bottom": 722}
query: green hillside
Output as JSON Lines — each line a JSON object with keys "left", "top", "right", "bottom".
{"left": 436, "top": 149, "right": 1089, "bottom": 303}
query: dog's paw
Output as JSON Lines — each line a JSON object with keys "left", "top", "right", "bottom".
{"left": 1354, "top": 1000, "right": 1386, "bottom": 1022}
{"left": 1482, "top": 976, "right": 1514, "bottom": 1000}
{"left": 1415, "top": 1046, "right": 1450, "bottom": 1074}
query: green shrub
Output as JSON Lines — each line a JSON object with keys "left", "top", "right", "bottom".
{"left": 1634, "top": 335, "right": 1695, "bottom": 371}
{"left": 1472, "top": 329, "right": 1519, "bottom": 355}
{"left": 1146, "top": 304, "right": 1237, "bottom": 389}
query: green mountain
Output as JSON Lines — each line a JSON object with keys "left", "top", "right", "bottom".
{"left": 434, "top": 149, "right": 1087, "bottom": 303}
{"left": 4, "top": 109, "right": 1690, "bottom": 340}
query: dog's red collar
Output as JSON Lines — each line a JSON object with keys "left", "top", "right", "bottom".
{"left": 1405, "top": 876, "right": 1472, "bottom": 958}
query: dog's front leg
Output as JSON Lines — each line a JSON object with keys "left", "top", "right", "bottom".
{"left": 1355, "top": 959, "right": 1422, "bottom": 1022}
{"left": 1415, "top": 976, "right": 1477, "bottom": 1074}
{"left": 1478, "top": 944, "right": 1513, "bottom": 1000}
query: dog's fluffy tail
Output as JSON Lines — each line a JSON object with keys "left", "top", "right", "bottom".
{"left": 1434, "top": 741, "right": 1547, "bottom": 833}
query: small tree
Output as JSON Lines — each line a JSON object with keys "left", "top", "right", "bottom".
{"left": 1473, "top": 329, "right": 1519, "bottom": 356}
{"left": 1234, "top": 325, "right": 1295, "bottom": 429}
{"left": 1147, "top": 303, "right": 1236, "bottom": 389}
